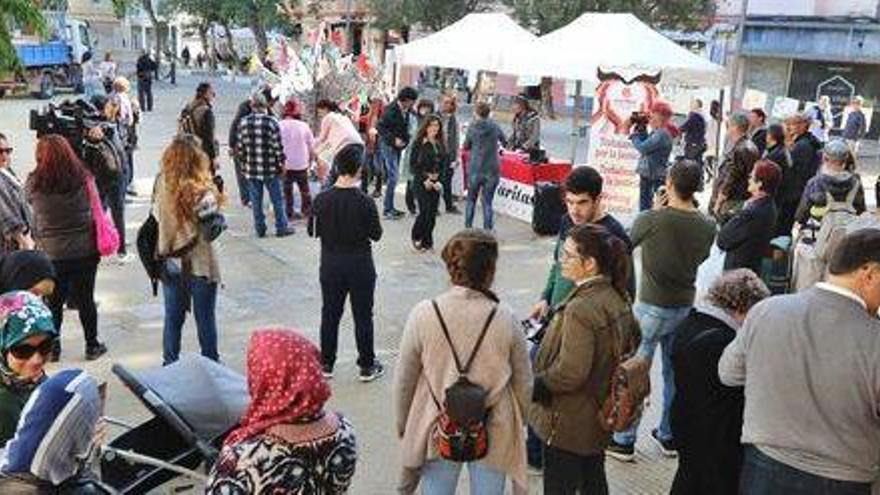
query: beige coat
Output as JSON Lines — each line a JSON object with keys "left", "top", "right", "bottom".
{"left": 394, "top": 286, "right": 532, "bottom": 494}
{"left": 153, "top": 174, "right": 221, "bottom": 282}
{"left": 530, "top": 276, "right": 640, "bottom": 457}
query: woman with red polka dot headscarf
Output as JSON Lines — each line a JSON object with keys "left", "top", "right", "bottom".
{"left": 206, "top": 328, "right": 357, "bottom": 494}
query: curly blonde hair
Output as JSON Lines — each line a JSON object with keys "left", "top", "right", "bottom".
{"left": 160, "top": 135, "right": 223, "bottom": 224}
{"left": 706, "top": 269, "right": 771, "bottom": 315}
{"left": 441, "top": 229, "right": 499, "bottom": 301}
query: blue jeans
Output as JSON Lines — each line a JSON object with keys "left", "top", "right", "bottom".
{"left": 613, "top": 302, "right": 690, "bottom": 446}
{"left": 740, "top": 446, "right": 871, "bottom": 495}
{"left": 380, "top": 141, "right": 401, "bottom": 214}
{"left": 465, "top": 175, "right": 500, "bottom": 230}
{"left": 161, "top": 272, "right": 219, "bottom": 365}
{"left": 639, "top": 175, "right": 664, "bottom": 211}
{"left": 248, "top": 177, "right": 288, "bottom": 235}
{"left": 420, "top": 459, "right": 506, "bottom": 495}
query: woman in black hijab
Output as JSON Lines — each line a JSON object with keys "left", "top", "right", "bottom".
{"left": 0, "top": 251, "right": 56, "bottom": 296}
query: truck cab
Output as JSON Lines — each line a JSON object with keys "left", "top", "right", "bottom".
{"left": 1, "top": 13, "right": 93, "bottom": 99}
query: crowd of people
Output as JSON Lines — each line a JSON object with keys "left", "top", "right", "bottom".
{"left": 0, "top": 74, "right": 878, "bottom": 495}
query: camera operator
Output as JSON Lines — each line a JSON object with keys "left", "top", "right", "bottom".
{"left": 626, "top": 101, "right": 676, "bottom": 211}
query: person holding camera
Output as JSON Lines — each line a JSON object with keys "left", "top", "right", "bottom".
{"left": 606, "top": 159, "right": 715, "bottom": 462}
{"left": 627, "top": 101, "right": 676, "bottom": 211}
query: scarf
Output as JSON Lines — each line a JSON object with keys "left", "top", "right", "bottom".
{"left": 0, "top": 369, "right": 101, "bottom": 485}
{"left": 0, "top": 291, "right": 57, "bottom": 352}
{"left": 224, "top": 329, "right": 331, "bottom": 446}
{"left": 0, "top": 251, "right": 56, "bottom": 294}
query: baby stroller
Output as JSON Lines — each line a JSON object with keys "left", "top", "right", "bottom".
{"left": 99, "top": 355, "right": 248, "bottom": 494}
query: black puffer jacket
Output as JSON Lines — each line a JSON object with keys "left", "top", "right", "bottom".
{"left": 27, "top": 186, "right": 96, "bottom": 262}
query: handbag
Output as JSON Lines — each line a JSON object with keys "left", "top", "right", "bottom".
{"left": 85, "top": 176, "right": 120, "bottom": 257}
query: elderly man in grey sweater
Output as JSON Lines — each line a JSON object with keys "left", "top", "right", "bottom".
{"left": 719, "top": 228, "right": 880, "bottom": 495}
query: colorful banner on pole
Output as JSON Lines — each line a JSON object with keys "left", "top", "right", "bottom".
{"left": 586, "top": 70, "right": 662, "bottom": 215}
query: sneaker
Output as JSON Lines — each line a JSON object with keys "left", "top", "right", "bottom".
{"left": 322, "top": 364, "right": 334, "bottom": 379}
{"left": 256, "top": 230, "right": 267, "bottom": 238}
{"left": 85, "top": 342, "right": 108, "bottom": 361}
{"left": 126, "top": 189, "right": 138, "bottom": 197}
{"left": 651, "top": 429, "right": 678, "bottom": 457}
{"left": 606, "top": 439, "right": 636, "bottom": 462}
{"left": 276, "top": 227, "right": 295, "bottom": 238}
{"left": 446, "top": 206, "right": 462, "bottom": 215}
{"left": 115, "top": 253, "right": 135, "bottom": 265}
{"left": 392, "top": 209, "right": 406, "bottom": 217}
{"left": 383, "top": 211, "right": 404, "bottom": 221}
{"left": 358, "top": 362, "right": 385, "bottom": 383}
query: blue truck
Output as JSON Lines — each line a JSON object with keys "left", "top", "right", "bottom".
{"left": 1, "top": 14, "right": 92, "bottom": 99}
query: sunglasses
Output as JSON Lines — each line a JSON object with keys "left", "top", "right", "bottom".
{"left": 8, "top": 339, "right": 54, "bottom": 360}
{"left": 0, "top": 148, "right": 13, "bottom": 155}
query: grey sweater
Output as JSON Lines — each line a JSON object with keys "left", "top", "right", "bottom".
{"left": 719, "top": 286, "right": 880, "bottom": 483}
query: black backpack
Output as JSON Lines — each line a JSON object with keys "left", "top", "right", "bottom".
{"left": 136, "top": 213, "right": 162, "bottom": 296}
{"left": 427, "top": 301, "right": 497, "bottom": 462}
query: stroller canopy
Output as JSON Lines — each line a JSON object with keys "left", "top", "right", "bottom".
{"left": 133, "top": 354, "right": 248, "bottom": 440}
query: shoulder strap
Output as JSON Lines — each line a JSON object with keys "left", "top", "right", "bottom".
{"left": 431, "top": 299, "right": 498, "bottom": 375}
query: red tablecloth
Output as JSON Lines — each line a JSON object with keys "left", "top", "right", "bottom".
{"left": 460, "top": 150, "right": 572, "bottom": 188}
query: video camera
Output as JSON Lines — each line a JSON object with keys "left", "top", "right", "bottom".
{"left": 629, "top": 111, "right": 649, "bottom": 134}
{"left": 29, "top": 99, "right": 112, "bottom": 156}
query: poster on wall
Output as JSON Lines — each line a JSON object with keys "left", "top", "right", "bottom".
{"left": 586, "top": 69, "right": 662, "bottom": 216}
{"left": 771, "top": 96, "right": 800, "bottom": 119}
{"left": 742, "top": 89, "right": 769, "bottom": 112}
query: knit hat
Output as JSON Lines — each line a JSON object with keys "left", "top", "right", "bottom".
{"left": 0, "top": 291, "right": 57, "bottom": 353}
{"left": 823, "top": 139, "right": 850, "bottom": 163}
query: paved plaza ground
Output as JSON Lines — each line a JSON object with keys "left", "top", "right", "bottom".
{"left": 3, "top": 75, "right": 871, "bottom": 494}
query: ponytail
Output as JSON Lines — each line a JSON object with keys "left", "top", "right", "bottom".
{"left": 569, "top": 224, "right": 631, "bottom": 299}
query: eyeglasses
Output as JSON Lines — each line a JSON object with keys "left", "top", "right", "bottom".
{"left": 560, "top": 249, "right": 581, "bottom": 262}
{"left": 0, "top": 148, "right": 13, "bottom": 155}
{"left": 8, "top": 339, "right": 54, "bottom": 360}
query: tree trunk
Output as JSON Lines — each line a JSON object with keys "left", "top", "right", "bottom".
{"left": 249, "top": 2, "right": 269, "bottom": 59}
{"left": 221, "top": 22, "right": 239, "bottom": 72}
{"left": 540, "top": 76, "right": 555, "bottom": 119}
{"left": 141, "top": 0, "right": 163, "bottom": 67}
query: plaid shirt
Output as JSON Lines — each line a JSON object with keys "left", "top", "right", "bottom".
{"left": 236, "top": 112, "right": 284, "bottom": 180}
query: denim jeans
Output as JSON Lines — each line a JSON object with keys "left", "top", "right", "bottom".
{"left": 161, "top": 272, "right": 219, "bottom": 365}
{"left": 380, "top": 141, "right": 401, "bottom": 214}
{"left": 420, "top": 459, "right": 506, "bottom": 495}
{"left": 740, "top": 446, "right": 871, "bottom": 495}
{"left": 465, "top": 175, "right": 500, "bottom": 230}
{"left": 613, "top": 302, "right": 691, "bottom": 446}
{"left": 639, "top": 175, "right": 664, "bottom": 211}
{"left": 248, "top": 176, "right": 289, "bottom": 235}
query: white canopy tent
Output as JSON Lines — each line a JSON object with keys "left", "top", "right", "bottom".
{"left": 394, "top": 13, "right": 537, "bottom": 73}
{"left": 499, "top": 13, "right": 726, "bottom": 88}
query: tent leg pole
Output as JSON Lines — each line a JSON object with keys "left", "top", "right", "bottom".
{"left": 569, "top": 80, "right": 583, "bottom": 163}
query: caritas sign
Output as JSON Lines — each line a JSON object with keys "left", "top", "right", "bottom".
{"left": 462, "top": 151, "right": 572, "bottom": 223}
{"left": 587, "top": 69, "right": 662, "bottom": 215}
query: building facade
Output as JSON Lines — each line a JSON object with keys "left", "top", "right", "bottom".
{"left": 716, "top": 0, "right": 880, "bottom": 135}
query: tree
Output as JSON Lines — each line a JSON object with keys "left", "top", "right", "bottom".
{"left": 0, "top": 0, "right": 46, "bottom": 73}
{"left": 504, "top": 0, "right": 713, "bottom": 116}
{"left": 369, "top": 0, "right": 487, "bottom": 35}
